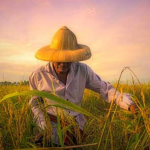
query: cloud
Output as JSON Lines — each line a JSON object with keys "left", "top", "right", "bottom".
{"left": 0, "top": 60, "right": 49, "bottom": 82}
{"left": 74, "top": 6, "right": 96, "bottom": 17}
{"left": 0, "top": 40, "right": 45, "bottom": 63}
{"left": 0, "top": 62, "right": 39, "bottom": 81}
{"left": 0, "top": 42, "right": 24, "bottom": 56}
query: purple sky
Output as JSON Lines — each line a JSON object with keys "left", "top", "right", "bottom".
{"left": 0, "top": 0, "right": 150, "bottom": 82}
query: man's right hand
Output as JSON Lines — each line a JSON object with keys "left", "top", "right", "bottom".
{"left": 129, "top": 104, "right": 139, "bottom": 117}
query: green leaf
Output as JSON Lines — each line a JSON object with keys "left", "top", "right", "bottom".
{"left": 0, "top": 90, "right": 97, "bottom": 119}
{"left": 56, "top": 107, "right": 64, "bottom": 146}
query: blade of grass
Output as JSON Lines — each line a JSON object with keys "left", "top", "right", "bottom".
{"left": 56, "top": 107, "right": 64, "bottom": 147}
{"left": 0, "top": 90, "right": 98, "bottom": 119}
{"left": 13, "top": 142, "right": 98, "bottom": 149}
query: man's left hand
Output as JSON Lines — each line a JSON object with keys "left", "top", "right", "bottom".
{"left": 129, "top": 104, "right": 139, "bottom": 115}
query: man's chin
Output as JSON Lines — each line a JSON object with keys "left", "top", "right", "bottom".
{"left": 58, "top": 69, "right": 68, "bottom": 73}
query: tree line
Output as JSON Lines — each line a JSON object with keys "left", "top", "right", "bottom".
{"left": 0, "top": 80, "right": 29, "bottom": 85}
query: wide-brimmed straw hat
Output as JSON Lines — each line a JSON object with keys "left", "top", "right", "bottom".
{"left": 35, "top": 26, "right": 92, "bottom": 62}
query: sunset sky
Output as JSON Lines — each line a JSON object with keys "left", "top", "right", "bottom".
{"left": 0, "top": 0, "right": 150, "bottom": 83}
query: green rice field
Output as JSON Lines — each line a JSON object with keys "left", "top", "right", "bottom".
{"left": 0, "top": 81, "right": 150, "bottom": 150}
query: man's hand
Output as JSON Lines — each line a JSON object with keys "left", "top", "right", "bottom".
{"left": 129, "top": 104, "right": 138, "bottom": 116}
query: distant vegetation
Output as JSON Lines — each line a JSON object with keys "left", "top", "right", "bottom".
{"left": 0, "top": 80, "right": 29, "bottom": 85}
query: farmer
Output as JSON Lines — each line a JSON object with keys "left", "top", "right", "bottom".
{"left": 29, "top": 26, "right": 137, "bottom": 146}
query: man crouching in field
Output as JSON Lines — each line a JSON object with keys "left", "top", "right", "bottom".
{"left": 29, "top": 26, "right": 137, "bottom": 146}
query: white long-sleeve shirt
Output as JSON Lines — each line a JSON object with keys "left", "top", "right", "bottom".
{"left": 29, "top": 62, "right": 134, "bottom": 131}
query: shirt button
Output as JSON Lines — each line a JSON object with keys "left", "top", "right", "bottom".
{"left": 66, "top": 99, "right": 70, "bottom": 113}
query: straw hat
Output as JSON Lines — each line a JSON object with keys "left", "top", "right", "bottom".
{"left": 35, "top": 26, "right": 92, "bottom": 62}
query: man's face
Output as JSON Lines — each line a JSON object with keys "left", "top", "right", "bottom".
{"left": 53, "top": 62, "right": 72, "bottom": 74}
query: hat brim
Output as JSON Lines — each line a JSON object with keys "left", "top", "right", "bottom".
{"left": 35, "top": 44, "right": 91, "bottom": 62}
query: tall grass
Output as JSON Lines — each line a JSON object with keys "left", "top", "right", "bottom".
{"left": 0, "top": 81, "right": 150, "bottom": 150}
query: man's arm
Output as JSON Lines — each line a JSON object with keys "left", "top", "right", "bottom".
{"left": 99, "top": 81, "right": 136, "bottom": 111}
{"left": 29, "top": 73, "right": 46, "bottom": 130}
{"left": 85, "top": 64, "right": 136, "bottom": 111}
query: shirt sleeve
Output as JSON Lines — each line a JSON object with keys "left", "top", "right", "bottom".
{"left": 29, "top": 72, "right": 46, "bottom": 130}
{"left": 85, "top": 65, "right": 134, "bottom": 110}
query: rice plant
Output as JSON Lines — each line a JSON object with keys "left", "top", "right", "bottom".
{"left": 0, "top": 80, "right": 150, "bottom": 150}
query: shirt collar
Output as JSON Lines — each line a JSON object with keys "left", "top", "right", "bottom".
{"left": 49, "top": 62, "right": 58, "bottom": 78}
